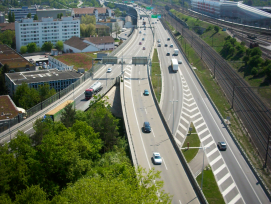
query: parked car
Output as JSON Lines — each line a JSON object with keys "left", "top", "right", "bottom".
{"left": 217, "top": 142, "right": 227, "bottom": 151}
{"left": 143, "top": 121, "right": 151, "bottom": 133}
{"left": 153, "top": 152, "right": 162, "bottom": 164}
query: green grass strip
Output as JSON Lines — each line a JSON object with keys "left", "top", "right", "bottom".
{"left": 151, "top": 49, "right": 162, "bottom": 102}
{"left": 197, "top": 170, "right": 225, "bottom": 204}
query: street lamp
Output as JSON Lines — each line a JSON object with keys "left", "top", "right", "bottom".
{"left": 170, "top": 100, "right": 178, "bottom": 134}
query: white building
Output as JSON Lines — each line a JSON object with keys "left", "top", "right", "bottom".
{"left": 124, "top": 16, "right": 133, "bottom": 28}
{"left": 15, "top": 16, "right": 80, "bottom": 52}
{"left": 63, "top": 36, "right": 114, "bottom": 53}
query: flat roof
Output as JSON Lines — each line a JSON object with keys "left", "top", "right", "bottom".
{"left": 6, "top": 69, "right": 82, "bottom": 85}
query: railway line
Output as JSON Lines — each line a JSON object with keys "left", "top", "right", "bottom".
{"left": 163, "top": 12, "right": 271, "bottom": 169}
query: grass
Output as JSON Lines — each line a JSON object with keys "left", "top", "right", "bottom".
{"left": 165, "top": 19, "right": 271, "bottom": 190}
{"left": 181, "top": 123, "right": 200, "bottom": 163}
{"left": 151, "top": 49, "right": 162, "bottom": 102}
{"left": 197, "top": 170, "right": 225, "bottom": 204}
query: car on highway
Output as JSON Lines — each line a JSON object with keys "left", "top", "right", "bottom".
{"left": 153, "top": 152, "right": 162, "bottom": 165}
{"left": 157, "top": 39, "right": 161, "bottom": 43}
{"left": 166, "top": 52, "right": 170, "bottom": 56}
{"left": 143, "top": 47, "right": 146, "bottom": 50}
{"left": 217, "top": 142, "right": 227, "bottom": 151}
{"left": 178, "top": 60, "right": 182, "bottom": 64}
{"left": 139, "top": 42, "right": 142, "bottom": 45}
{"left": 142, "top": 38, "right": 144, "bottom": 41}
{"left": 170, "top": 44, "right": 173, "bottom": 47}
{"left": 144, "top": 89, "right": 149, "bottom": 95}
{"left": 167, "top": 38, "right": 170, "bottom": 41}
{"left": 143, "top": 121, "right": 151, "bottom": 133}
{"left": 139, "top": 31, "right": 142, "bottom": 34}
{"left": 165, "top": 44, "right": 168, "bottom": 47}
{"left": 152, "top": 22, "right": 154, "bottom": 24}
{"left": 144, "top": 28, "right": 146, "bottom": 30}
{"left": 107, "top": 68, "right": 112, "bottom": 73}
{"left": 125, "top": 33, "right": 127, "bottom": 36}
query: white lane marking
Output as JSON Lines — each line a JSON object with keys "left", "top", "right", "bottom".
{"left": 173, "top": 86, "right": 174, "bottom": 91}
{"left": 162, "top": 157, "right": 168, "bottom": 170}
{"left": 228, "top": 194, "right": 242, "bottom": 204}
{"left": 145, "top": 108, "right": 147, "bottom": 114}
{"left": 152, "top": 128, "right": 155, "bottom": 138}
{"left": 183, "top": 64, "right": 260, "bottom": 202}
{"left": 179, "top": 200, "right": 182, "bottom": 204}
{"left": 139, "top": 80, "right": 140, "bottom": 84}
{"left": 24, "top": 127, "right": 33, "bottom": 133}
{"left": 168, "top": 114, "right": 171, "bottom": 121}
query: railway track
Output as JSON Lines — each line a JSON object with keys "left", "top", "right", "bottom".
{"left": 164, "top": 12, "right": 271, "bottom": 169}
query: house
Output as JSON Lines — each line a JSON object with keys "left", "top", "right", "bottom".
{"left": 0, "top": 23, "right": 15, "bottom": 32}
{"left": 15, "top": 17, "right": 80, "bottom": 52}
{"left": 0, "top": 44, "right": 35, "bottom": 72}
{"left": 63, "top": 36, "right": 114, "bottom": 53}
{"left": 124, "top": 16, "right": 133, "bottom": 28}
{"left": 95, "top": 24, "right": 110, "bottom": 36}
{"left": 63, "top": 36, "right": 99, "bottom": 53}
{"left": 71, "top": 7, "right": 113, "bottom": 21}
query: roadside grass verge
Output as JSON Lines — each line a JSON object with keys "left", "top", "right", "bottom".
{"left": 151, "top": 49, "right": 162, "bottom": 102}
{"left": 197, "top": 170, "right": 225, "bottom": 204}
{"left": 165, "top": 20, "right": 271, "bottom": 190}
{"left": 182, "top": 122, "right": 200, "bottom": 163}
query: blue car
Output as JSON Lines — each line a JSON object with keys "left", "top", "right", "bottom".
{"left": 144, "top": 89, "right": 149, "bottom": 96}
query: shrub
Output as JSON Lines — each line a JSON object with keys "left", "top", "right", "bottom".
{"left": 251, "top": 67, "right": 258, "bottom": 76}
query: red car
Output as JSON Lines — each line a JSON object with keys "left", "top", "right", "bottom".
{"left": 139, "top": 42, "right": 142, "bottom": 45}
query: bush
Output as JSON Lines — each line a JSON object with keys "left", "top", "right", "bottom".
{"left": 206, "top": 25, "right": 213, "bottom": 32}
{"left": 20, "top": 46, "right": 27, "bottom": 54}
{"left": 251, "top": 67, "right": 258, "bottom": 76}
{"left": 214, "top": 25, "right": 220, "bottom": 32}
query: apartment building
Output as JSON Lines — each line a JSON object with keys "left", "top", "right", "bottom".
{"left": 95, "top": 24, "right": 110, "bottom": 36}
{"left": 71, "top": 7, "right": 113, "bottom": 21}
{"left": 15, "top": 16, "right": 80, "bottom": 52}
{"left": 9, "top": 6, "right": 37, "bottom": 21}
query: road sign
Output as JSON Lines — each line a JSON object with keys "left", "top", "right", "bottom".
{"left": 102, "top": 56, "right": 118, "bottom": 64}
{"left": 151, "top": 7, "right": 153, "bottom": 10}
{"left": 124, "top": 1, "right": 128, "bottom": 3}
{"left": 132, "top": 57, "right": 148, "bottom": 64}
{"left": 151, "top": 14, "right": 157, "bottom": 18}
{"left": 146, "top": 6, "right": 151, "bottom": 10}
{"left": 158, "top": 15, "right": 161, "bottom": 18}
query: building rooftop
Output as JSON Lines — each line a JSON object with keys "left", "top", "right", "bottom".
{"left": 85, "top": 36, "right": 114, "bottom": 44}
{"left": 0, "top": 23, "right": 15, "bottom": 31}
{"left": 64, "top": 36, "right": 90, "bottom": 51}
{"left": 5, "top": 69, "right": 82, "bottom": 85}
{"left": 0, "top": 95, "right": 21, "bottom": 120}
{"left": 73, "top": 7, "right": 108, "bottom": 14}
{"left": 0, "top": 44, "right": 33, "bottom": 69}
{"left": 95, "top": 24, "right": 110, "bottom": 28}
{"left": 125, "top": 16, "right": 132, "bottom": 22}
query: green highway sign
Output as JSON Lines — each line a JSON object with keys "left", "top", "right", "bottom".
{"left": 124, "top": 1, "right": 128, "bottom": 3}
{"left": 146, "top": 6, "right": 151, "bottom": 10}
{"left": 151, "top": 14, "right": 161, "bottom": 18}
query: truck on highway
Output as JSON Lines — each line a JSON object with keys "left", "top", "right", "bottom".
{"left": 174, "top": 49, "right": 179, "bottom": 56}
{"left": 171, "top": 58, "right": 179, "bottom": 72}
{"left": 85, "top": 82, "right": 103, "bottom": 100}
{"left": 44, "top": 100, "right": 74, "bottom": 122}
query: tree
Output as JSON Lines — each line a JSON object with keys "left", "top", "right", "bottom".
{"left": 107, "top": 2, "right": 115, "bottom": 8}
{"left": 251, "top": 67, "right": 258, "bottom": 76}
{"left": 41, "top": 42, "right": 54, "bottom": 52}
{"left": 8, "top": 11, "right": 12, "bottom": 23}
{"left": 81, "top": 15, "right": 96, "bottom": 25}
{"left": 20, "top": 46, "right": 27, "bottom": 54}
{"left": 0, "top": 30, "right": 16, "bottom": 47}
{"left": 229, "top": 46, "right": 235, "bottom": 56}
{"left": 114, "top": 8, "right": 121, "bottom": 17}
{"left": 60, "top": 102, "right": 76, "bottom": 128}
{"left": 12, "top": 12, "right": 15, "bottom": 22}
{"left": 55, "top": 41, "right": 64, "bottom": 51}
{"left": 122, "top": 11, "right": 126, "bottom": 16}
{"left": 241, "top": 41, "right": 246, "bottom": 46}
{"left": 34, "top": 14, "right": 38, "bottom": 20}
{"left": 27, "top": 13, "right": 32, "bottom": 18}
{"left": 13, "top": 185, "right": 48, "bottom": 204}
{"left": 38, "top": 83, "right": 56, "bottom": 102}
{"left": 250, "top": 47, "right": 262, "bottom": 57}
{"left": 214, "top": 25, "right": 220, "bottom": 33}
{"left": 27, "top": 42, "right": 37, "bottom": 53}
{"left": 264, "top": 64, "right": 271, "bottom": 78}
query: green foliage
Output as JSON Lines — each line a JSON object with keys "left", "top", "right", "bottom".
{"left": 60, "top": 103, "right": 76, "bottom": 128}
{"left": 14, "top": 185, "right": 48, "bottom": 204}
{"left": 80, "top": 23, "right": 96, "bottom": 37}
{"left": 57, "top": 13, "right": 63, "bottom": 19}
{"left": 114, "top": 8, "right": 121, "bottom": 17}
{"left": 34, "top": 14, "right": 38, "bottom": 20}
{"left": 0, "top": 30, "right": 16, "bottom": 48}
{"left": 251, "top": 67, "right": 258, "bottom": 76}
{"left": 206, "top": 25, "right": 213, "bottom": 32}
{"left": 243, "top": 0, "right": 271, "bottom": 6}
{"left": 27, "top": 42, "right": 38, "bottom": 53}
{"left": 265, "top": 64, "right": 271, "bottom": 78}
{"left": 214, "top": 25, "right": 220, "bottom": 32}
{"left": 82, "top": 0, "right": 100, "bottom": 7}
{"left": 20, "top": 46, "right": 27, "bottom": 54}
{"left": 81, "top": 14, "right": 96, "bottom": 24}
{"left": 55, "top": 41, "right": 64, "bottom": 51}
{"left": 107, "top": 2, "right": 115, "bottom": 8}
{"left": 27, "top": 13, "right": 31, "bottom": 18}
{"left": 13, "top": 82, "right": 56, "bottom": 110}
{"left": 8, "top": 11, "right": 15, "bottom": 22}
{"left": 41, "top": 41, "right": 54, "bottom": 52}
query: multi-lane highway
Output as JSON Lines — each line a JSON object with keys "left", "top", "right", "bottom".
{"left": 153, "top": 14, "right": 269, "bottom": 203}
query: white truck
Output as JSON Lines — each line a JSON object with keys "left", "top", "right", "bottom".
{"left": 171, "top": 58, "right": 179, "bottom": 72}
{"left": 174, "top": 49, "right": 179, "bottom": 56}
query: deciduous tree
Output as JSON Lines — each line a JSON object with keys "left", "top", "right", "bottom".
{"left": 41, "top": 42, "right": 54, "bottom": 52}
{"left": 20, "top": 46, "right": 27, "bottom": 54}
{"left": 27, "top": 42, "right": 37, "bottom": 53}
{"left": 60, "top": 102, "right": 76, "bottom": 128}
{"left": 55, "top": 41, "right": 64, "bottom": 51}
{"left": 27, "top": 13, "right": 31, "bottom": 18}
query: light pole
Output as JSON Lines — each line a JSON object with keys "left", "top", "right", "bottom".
{"left": 170, "top": 100, "right": 178, "bottom": 134}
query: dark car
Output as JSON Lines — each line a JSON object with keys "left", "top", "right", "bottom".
{"left": 166, "top": 52, "right": 170, "bottom": 56}
{"left": 217, "top": 142, "right": 227, "bottom": 151}
{"left": 167, "top": 38, "right": 170, "bottom": 41}
{"left": 143, "top": 121, "right": 151, "bottom": 133}
{"left": 165, "top": 44, "right": 168, "bottom": 47}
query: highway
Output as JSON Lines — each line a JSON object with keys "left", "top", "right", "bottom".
{"left": 153, "top": 13, "right": 270, "bottom": 204}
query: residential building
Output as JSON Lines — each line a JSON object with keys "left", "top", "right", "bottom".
{"left": 37, "top": 9, "right": 67, "bottom": 20}
{"left": 95, "top": 24, "right": 110, "bottom": 36}
{"left": 15, "top": 16, "right": 80, "bottom": 52}
{"left": 0, "top": 13, "right": 4, "bottom": 23}
{"left": 5, "top": 69, "right": 82, "bottom": 96}
{"left": 63, "top": 36, "right": 99, "bottom": 53}
{"left": 71, "top": 7, "right": 113, "bottom": 21}
{"left": 84, "top": 36, "right": 114, "bottom": 51}
{"left": 0, "top": 44, "right": 35, "bottom": 72}
{"left": 0, "top": 23, "right": 15, "bottom": 32}
{"left": 9, "top": 6, "right": 37, "bottom": 21}
{"left": 124, "top": 16, "right": 133, "bottom": 28}
{"left": 96, "top": 19, "right": 123, "bottom": 32}
{"left": 0, "top": 95, "right": 25, "bottom": 133}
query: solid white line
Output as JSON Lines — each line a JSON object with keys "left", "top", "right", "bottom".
{"left": 24, "top": 127, "right": 33, "bottom": 133}
{"left": 168, "top": 114, "right": 171, "bottom": 121}
{"left": 162, "top": 157, "right": 168, "bottom": 170}
{"left": 179, "top": 200, "right": 182, "bottom": 204}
